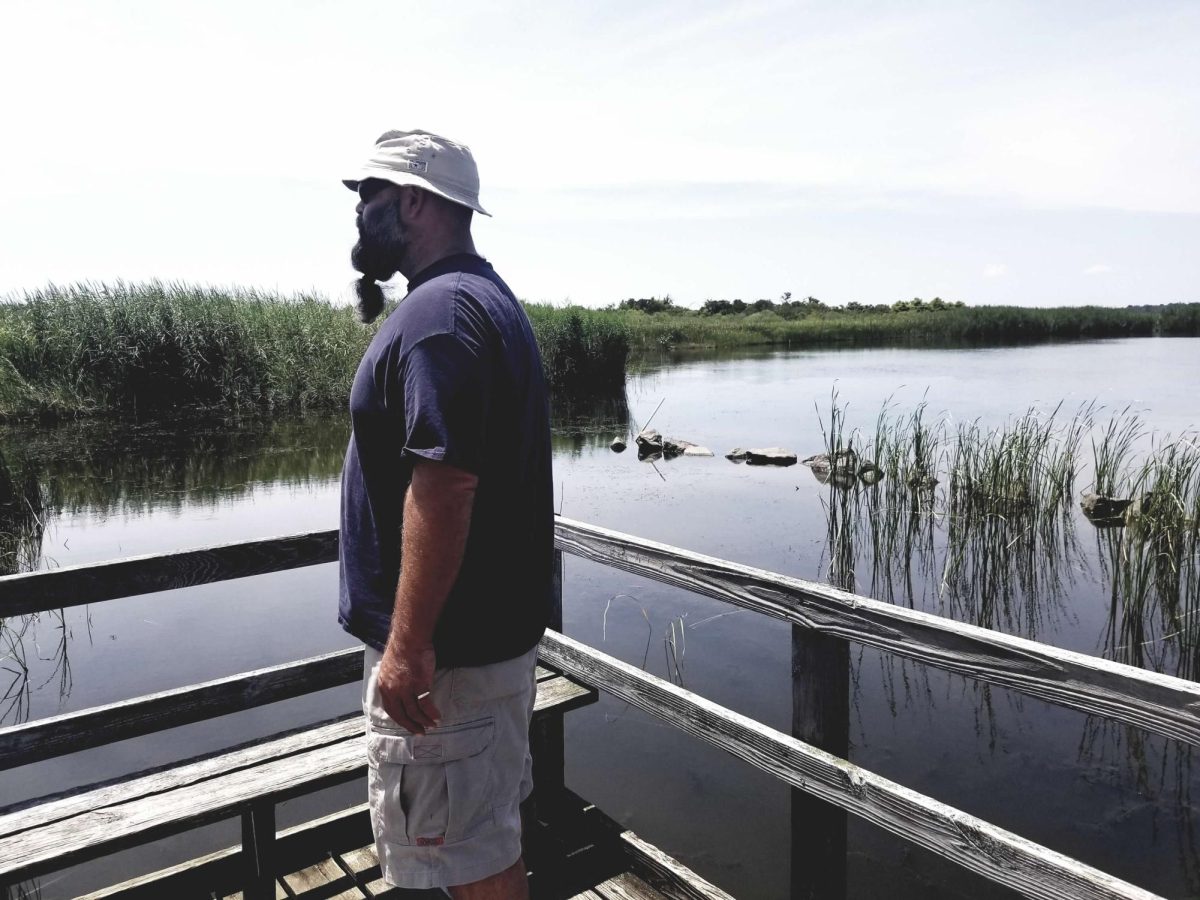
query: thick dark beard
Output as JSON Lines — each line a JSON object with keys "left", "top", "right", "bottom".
{"left": 350, "top": 201, "right": 406, "bottom": 324}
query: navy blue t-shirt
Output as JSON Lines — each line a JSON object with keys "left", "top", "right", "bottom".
{"left": 338, "top": 254, "right": 554, "bottom": 668}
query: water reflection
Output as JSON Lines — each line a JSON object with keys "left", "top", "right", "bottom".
{"left": 4, "top": 413, "right": 350, "bottom": 518}
{"left": 550, "top": 392, "right": 631, "bottom": 460}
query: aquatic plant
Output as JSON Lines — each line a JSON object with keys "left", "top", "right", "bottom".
{"left": 523, "top": 303, "right": 630, "bottom": 397}
{"left": 0, "top": 448, "right": 44, "bottom": 576}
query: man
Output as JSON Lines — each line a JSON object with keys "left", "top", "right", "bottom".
{"left": 338, "top": 129, "right": 554, "bottom": 899}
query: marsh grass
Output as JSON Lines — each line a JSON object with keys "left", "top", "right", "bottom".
{"left": 0, "top": 449, "right": 44, "bottom": 576}
{"left": 618, "top": 302, "right": 1200, "bottom": 351}
{"left": 1102, "top": 435, "right": 1200, "bottom": 680}
{"left": 816, "top": 395, "right": 1200, "bottom": 677}
{"left": 522, "top": 304, "right": 630, "bottom": 397}
{"left": 0, "top": 283, "right": 632, "bottom": 420}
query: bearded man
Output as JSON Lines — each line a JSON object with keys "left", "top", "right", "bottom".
{"left": 338, "top": 129, "right": 553, "bottom": 899}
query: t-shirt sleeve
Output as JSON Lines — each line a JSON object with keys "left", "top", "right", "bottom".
{"left": 400, "top": 331, "right": 490, "bottom": 474}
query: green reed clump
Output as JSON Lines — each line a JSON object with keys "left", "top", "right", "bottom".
{"left": 0, "top": 448, "right": 44, "bottom": 575}
{"left": 617, "top": 302, "right": 1200, "bottom": 351}
{"left": 948, "top": 404, "right": 1090, "bottom": 520}
{"left": 523, "top": 303, "right": 630, "bottom": 397}
{"left": 0, "top": 283, "right": 632, "bottom": 420}
{"left": 1090, "top": 409, "right": 1144, "bottom": 497}
{"left": 1103, "top": 437, "right": 1200, "bottom": 680}
{"left": 0, "top": 281, "right": 372, "bottom": 418}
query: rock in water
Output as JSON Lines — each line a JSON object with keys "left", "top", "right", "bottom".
{"left": 726, "top": 448, "right": 750, "bottom": 462}
{"left": 682, "top": 445, "right": 715, "bottom": 457}
{"left": 1080, "top": 491, "right": 1131, "bottom": 524}
{"left": 801, "top": 449, "right": 858, "bottom": 473}
{"left": 635, "top": 429, "right": 663, "bottom": 458}
{"left": 745, "top": 447, "right": 798, "bottom": 467}
{"left": 858, "top": 463, "right": 884, "bottom": 485}
{"left": 610, "top": 438, "right": 627, "bottom": 453}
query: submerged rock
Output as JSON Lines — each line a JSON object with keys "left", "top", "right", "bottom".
{"left": 635, "top": 428, "right": 662, "bottom": 451}
{"left": 745, "top": 447, "right": 798, "bottom": 467}
{"left": 610, "top": 438, "right": 627, "bottom": 453}
{"left": 801, "top": 449, "right": 859, "bottom": 473}
{"left": 858, "top": 463, "right": 884, "bottom": 485}
{"left": 1080, "top": 491, "right": 1131, "bottom": 525}
{"left": 810, "top": 466, "right": 857, "bottom": 489}
{"left": 907, "top": 468, "right": 938, "bottom": 490}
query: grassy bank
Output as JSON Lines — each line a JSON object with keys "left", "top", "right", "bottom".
{"left": 3, "top": 281, "right": 1196, "bottom": 419}
{"left": 0, "top": 283, "right": 630, "bottom": 420}
{"left": 616, "top": 302, "right": 1200, "bottom": 350}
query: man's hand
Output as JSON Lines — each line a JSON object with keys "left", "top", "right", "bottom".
{"left": 377, "top": 642, "right": 443, "bottom": 734}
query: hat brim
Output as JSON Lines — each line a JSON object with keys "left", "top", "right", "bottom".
{"left": 342, "top": 168, "right": 491, "bottom": 217}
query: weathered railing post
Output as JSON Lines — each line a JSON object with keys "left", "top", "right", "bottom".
{"left": 530, "top": 549, "right": 566, "bottom": 808}
{"left": 242, "top": 800, "right": 276, "bottom": 900}
{"left": 790, "top": 626, "right": 850, "bottom": 899}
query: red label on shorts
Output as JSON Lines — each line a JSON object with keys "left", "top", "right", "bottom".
{"left": 416, "top": 836, "right": 445, "bottom": 847}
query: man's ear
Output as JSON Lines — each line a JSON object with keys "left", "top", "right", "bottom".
{"left": 401, "top": 185, "right": 430, "bottom": 221}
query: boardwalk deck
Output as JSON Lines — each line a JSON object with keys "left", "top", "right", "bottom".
{"left": 78, "top": 792, "right": 732, "bottom": 900}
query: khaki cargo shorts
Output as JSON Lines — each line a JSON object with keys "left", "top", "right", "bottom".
{"left": 362, "top": 645, "right": 538, "bottom": 890}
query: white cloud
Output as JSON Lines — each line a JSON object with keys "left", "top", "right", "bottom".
{"left": 1084, "top": 264, "right": 1114, "bottom": 275}
{"left": 983, "top": 264, "right": 1008, "bottom": 279}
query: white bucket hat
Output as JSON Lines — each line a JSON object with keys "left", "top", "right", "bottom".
{"left": 343, "top": 129, "right": 491, "bottom": 216}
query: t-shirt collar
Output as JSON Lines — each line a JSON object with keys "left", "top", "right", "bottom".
{"left": 406, "top": 253, "right": 490, "bottom": 293}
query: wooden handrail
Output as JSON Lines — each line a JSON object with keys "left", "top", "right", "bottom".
{"left": 554, "top": 517, "right": 1200, "bottom": 747}
{"left": 0, "top": 530, "right": 339, "bottom": 618}
{"left": 3, "top": 521, "right": 1198, "bottom": 746}
{"left": 0, "top": 648, "right": 362, "bottom": 771}
{"left": 539, "top": 630, "right": 1163, "bottom": 900}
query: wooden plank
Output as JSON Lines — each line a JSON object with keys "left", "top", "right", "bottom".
{"left": 221, "top": 884, "right": 287, "bottom": 900}
{"left": 0, "top": 718, "right": 363, "bottom": 838}
{"left": 0, "top": 732, "right": 366, "bottom": 881}
{"left": 1, "top": 654, "right": 587, "bottom": 772}
{"left": 538, "top": 630, "right": 1164, "bottom": 900}
{"left": 81, "top": 805, "right": 374, "bottom": 899}
{"left": 592, "top": 872, "right": 663, "bottom": 900}
{"left": 1, "top": 675, "right": 589, "bottom": 838}
{"left": 532, "top": 672, "right": 595, "bottom": 714}
{"left": 338, "top": 846, "right": 391, "bottom": 898}
{"left": 0, "top": 529, "right": 339, "bottom": 618}
{"left": 555, "top": 517, "right": 1200, "bottom": 747}
{"left": 618, "top": 830, "right": 734, "bottom": 900}
{"left": 0, "top": 648, "right": 363, "bottom": 770}
{"left": 0, "top": 674, "right": 594, "bottom": 881}
{"left": 281, "top": 855, "right": 365, "bottom": 899}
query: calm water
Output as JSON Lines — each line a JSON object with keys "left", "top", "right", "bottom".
{"left": 2, "top": 338, "right": 1199, "bottom": 898}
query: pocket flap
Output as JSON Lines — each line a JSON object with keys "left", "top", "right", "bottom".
{"left": 368, "top": 717, "right": 495, "bottom": 767}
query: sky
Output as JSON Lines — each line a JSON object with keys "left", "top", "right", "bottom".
{"left": 1, "top": 0, "right": 1197, "bottom": 309}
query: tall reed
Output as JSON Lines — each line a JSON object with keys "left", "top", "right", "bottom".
{"left": 0, "top": 283, "right": 632, "bottom": 420}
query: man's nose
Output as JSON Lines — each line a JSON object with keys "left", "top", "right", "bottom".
{"left": 355, "top": 201, "right": 364, "bottom": 215}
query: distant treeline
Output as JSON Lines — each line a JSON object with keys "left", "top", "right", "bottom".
{"left": 0, "top": 282, "right": 630, "bottom": 421}
{"left": 612, "top": 293, "right": 1200, "bottom": 349}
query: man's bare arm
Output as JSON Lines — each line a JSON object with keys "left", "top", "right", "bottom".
{"left": 376, "top": 458, "right": 478, "bottom": 733}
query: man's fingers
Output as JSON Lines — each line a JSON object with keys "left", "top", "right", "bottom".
{"left": 382, "top": 696, "right": 423, "bottom": 735}
{"left": 417, "top": 694, "right": 443, "bottom": 726}
{"left": 403, "top": 692, "right": 438, "bottom": 731}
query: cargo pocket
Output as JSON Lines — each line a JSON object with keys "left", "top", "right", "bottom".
{"left": 367, "top": 717, "right": 496, "bottom": 845}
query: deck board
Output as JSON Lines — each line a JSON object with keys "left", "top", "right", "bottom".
{"left": 1, "top": 675, "right": 595, "bottom": 884}
{"left": 282, "top": 854, "right": 365, "bottom": 899}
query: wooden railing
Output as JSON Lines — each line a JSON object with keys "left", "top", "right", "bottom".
{"left": 3, "top": 517, "right": 1196, "bottom": 899}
